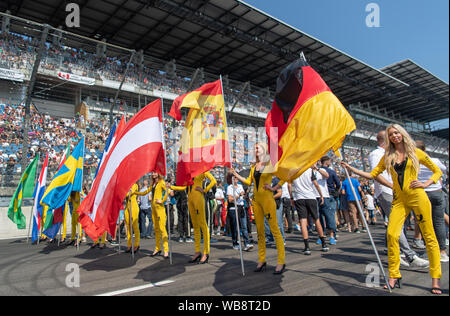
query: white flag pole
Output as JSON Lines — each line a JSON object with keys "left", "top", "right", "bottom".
{"left": 220, "top": 75, "right": 245, "bottom": 277}
{"left": 160, "top": 97, "right": 173, "bottom": 265}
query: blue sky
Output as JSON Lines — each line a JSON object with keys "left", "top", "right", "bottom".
{"left": 243, "top": 0, "right": 449, "bottom": 128}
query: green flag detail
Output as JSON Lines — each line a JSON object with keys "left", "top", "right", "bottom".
{"left": 7, "top": 155, "right": 39, "bottom": 230}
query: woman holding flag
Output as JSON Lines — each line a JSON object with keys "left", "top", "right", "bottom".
{"left": 134, "top": 173, "right": 169, "bottom": 259}
{"left": 231, "top": 143, "right": 286, "bottom": 275}
{"left": 171, "top": 172, "right": 217, "bottom": 264}
{"left": 341, "top": 124, "right": 443, "bottom": 295}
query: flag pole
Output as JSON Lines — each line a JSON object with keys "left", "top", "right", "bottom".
{"left": 27, "top": 154, "right": 41, "bottom": 244}
{"left": 220, "top": 75, "right": 245, "bottom": 277}
{"left": 160, "top": 97, "right": 173, "bottom": 265}
{"left": 338, "top": 149, "right": 391, "bottom": 292}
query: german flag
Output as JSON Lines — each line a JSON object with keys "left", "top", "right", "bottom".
{"left": 265, "top": 59, "right": 356, "bottom": 182}
{"left": 169, "top": 80, "right": 231, "bottom": 186}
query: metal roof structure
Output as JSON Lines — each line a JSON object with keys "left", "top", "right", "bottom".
{"left": 381, "top": 59, "right": 449, "bottom": 123}
{"left": 1, "top": 0, "right": 448, "bottom": 123}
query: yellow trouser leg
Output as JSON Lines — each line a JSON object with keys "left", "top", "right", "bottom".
{"left": 254, "top": 197, "right": 285, "bottom": 265}
{"left": 189, "top": 196, "right": 210, "bottom": 254}
{"left": 154, "top": 205, "right": 169, "bottom": 253}
{"left": 196, "top": 199, "right": 210, "bottom": 255}
{"left": 253, "top": 200, "right": 267, "bottom": 264}
{"left": 125, "top": 206, "right": 140, "bottom": 248}
{"left": 71, "top": 210, "right": 80, "bottom": 241}
{"left": 189, "top": 199, "right": 201, "bottom": 254}
{"left": 62, "top": 202, "right": 68, "bottom": 240}
{"left": 95, "top": 232, "right": 107, "bottom": 244}
{"left": 410, "top": 193, "right": 442, "bottom": 279}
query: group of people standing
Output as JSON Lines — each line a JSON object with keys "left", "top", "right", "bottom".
{"left": 43, "top": 123, "right": 447, "bottom": 295}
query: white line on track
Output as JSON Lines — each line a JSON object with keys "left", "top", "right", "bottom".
{"left": 96, "top": 280, "right": 175, "bottom": 296}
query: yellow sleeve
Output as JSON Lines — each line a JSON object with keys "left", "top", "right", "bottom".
{"left": 370, "top": 156, "right": 387, "bottom": 179}
{"left": 204, "top": 172, "right": 217, "bottom": 193}
{"left": 417, "top": 149, "right": 443, "bottom": 184}
{"left": 171, "top": 185, "right": 187, "bottom": 191}
{"left": 241, "top": 166, "right": 254, "bottom": 187}
{"left": 133, "top": 186, "right": 152, "bottom": 196}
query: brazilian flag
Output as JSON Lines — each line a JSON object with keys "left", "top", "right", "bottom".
{"left": 8, "top": 155, "right": 39, "bottom": 229}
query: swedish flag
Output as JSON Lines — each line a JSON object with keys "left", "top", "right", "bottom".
{"left": 41, "top": 138, "right": 84, "bottom": 210}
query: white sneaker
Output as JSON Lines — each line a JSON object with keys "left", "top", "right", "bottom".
{"left": 410, "top": 255, "right": 429, "bottom": 269}
{"left": 440, "top": 252, "right": 449, "bottom": 263}
{"left": 400, "top": 257, "right": 410, "bottom": 268}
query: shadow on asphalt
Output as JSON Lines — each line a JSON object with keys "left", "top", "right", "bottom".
{"left": 134, "top": 253, "right": 190, "bottom": 284}
{"left": 212, "top": 257, "right": 284, "bottom": 296}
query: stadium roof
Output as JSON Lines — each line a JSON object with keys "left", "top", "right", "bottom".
{"left": 381, "top": 60, "right": 449, "bottom": 123}
{"left": 1, "top": 0, "right": 448, "bottom": 123}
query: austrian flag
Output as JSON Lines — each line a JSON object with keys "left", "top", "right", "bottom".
{"left": 78, "top": 100, "right": 166, "bottom": 240}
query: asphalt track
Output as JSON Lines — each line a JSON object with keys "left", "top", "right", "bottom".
{"left": 0, "top": 223, "right": 448, "bottom": 297}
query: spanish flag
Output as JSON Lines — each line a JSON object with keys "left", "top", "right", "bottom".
{"left": 265, "top": 59, "right": 356, "bottom": 182}
{"left": 169, "top": 80, "right": 231, "bottom": 186}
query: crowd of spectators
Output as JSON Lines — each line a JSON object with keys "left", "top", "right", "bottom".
{"left": 1, "top": 98, "right": 375, "bottom": 192}
{"left": 1, "top": 31, "right": 272, "bottom": 114}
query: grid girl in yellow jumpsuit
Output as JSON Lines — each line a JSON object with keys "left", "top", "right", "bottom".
{"left": 125, "top": 183, "right": 140, "bottom": 253}
{"left": 171, "top": 172, "right": 216, "bottom": 264}
{"left": 231, "top": 143, "right": 286, "bottom": 274}
{"left": 135, "top": 173, "right": 169, "bottom": 258}
{"left": 342, "top": 124, "right": 442, "bottom": 294}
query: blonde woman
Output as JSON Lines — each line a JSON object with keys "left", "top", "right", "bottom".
{"left": 341, "top": 124, "right": 443, "bottom": 294}
{"left": 135, "top": 173, "right": 169, "bottom": 258}
{"left": 231, "top": 143, "right": 286, "bottom": 274}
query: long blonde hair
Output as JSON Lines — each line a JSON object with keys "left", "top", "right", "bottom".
{"left": 384, "top": 124, "right": 419, "bottom": 175}
{"left": 254, "top": 142, "right": 275, "bottom": 173}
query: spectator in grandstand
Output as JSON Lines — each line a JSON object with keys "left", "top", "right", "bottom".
{"left": 416, "top": 140, "right": 448, "bottom": 263}
{"left": 341, "top": 124, "right": 443, "bottom": 294}
{"left": 368, "top": 130, "right": 428, "bottom": 269}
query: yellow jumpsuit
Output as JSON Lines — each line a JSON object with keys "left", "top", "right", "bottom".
{"left": 135, "top": 179, "right": 168, "bottom": 253}
{"left": 68, "top": 192, "right": 81, "bottom": 241}
{"left": 370, "top": 149, "right": 442, "bottom": 279}
{"left": 125, "top": 184, "right": 140, "bottom": 249}
{"left": 172, "top": 172, "right": 216, "bottom": 255}
{"left": 61, "top": 201, "right": 68, "bottom": 241}
{"left": 241, "top": 165, "right": 285, "bottom": 265}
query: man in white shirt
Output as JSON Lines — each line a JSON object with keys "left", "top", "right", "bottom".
{"left": 291, "top": 168, "right": 329, "bottom": 255}
{"left": 368, "top": 131, "right": 428, "bottom": 268}
{"left": 313, "top": 163, "right": 338, "bottom": 244}
{"left": 281, "top": 182, "right": 295, "bottom": 233}
{"left": 227, "top": 175, "right": 253, "bottom": 251}
{"left": 416, "top": 140, "right": 448, "bottom": 263}
{"left": 214, "top": 181, "right": 225, "bottom": 236}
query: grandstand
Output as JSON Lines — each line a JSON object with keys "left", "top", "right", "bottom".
{"left": 0, "top": 0, "right": 448, "bottom": 199}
